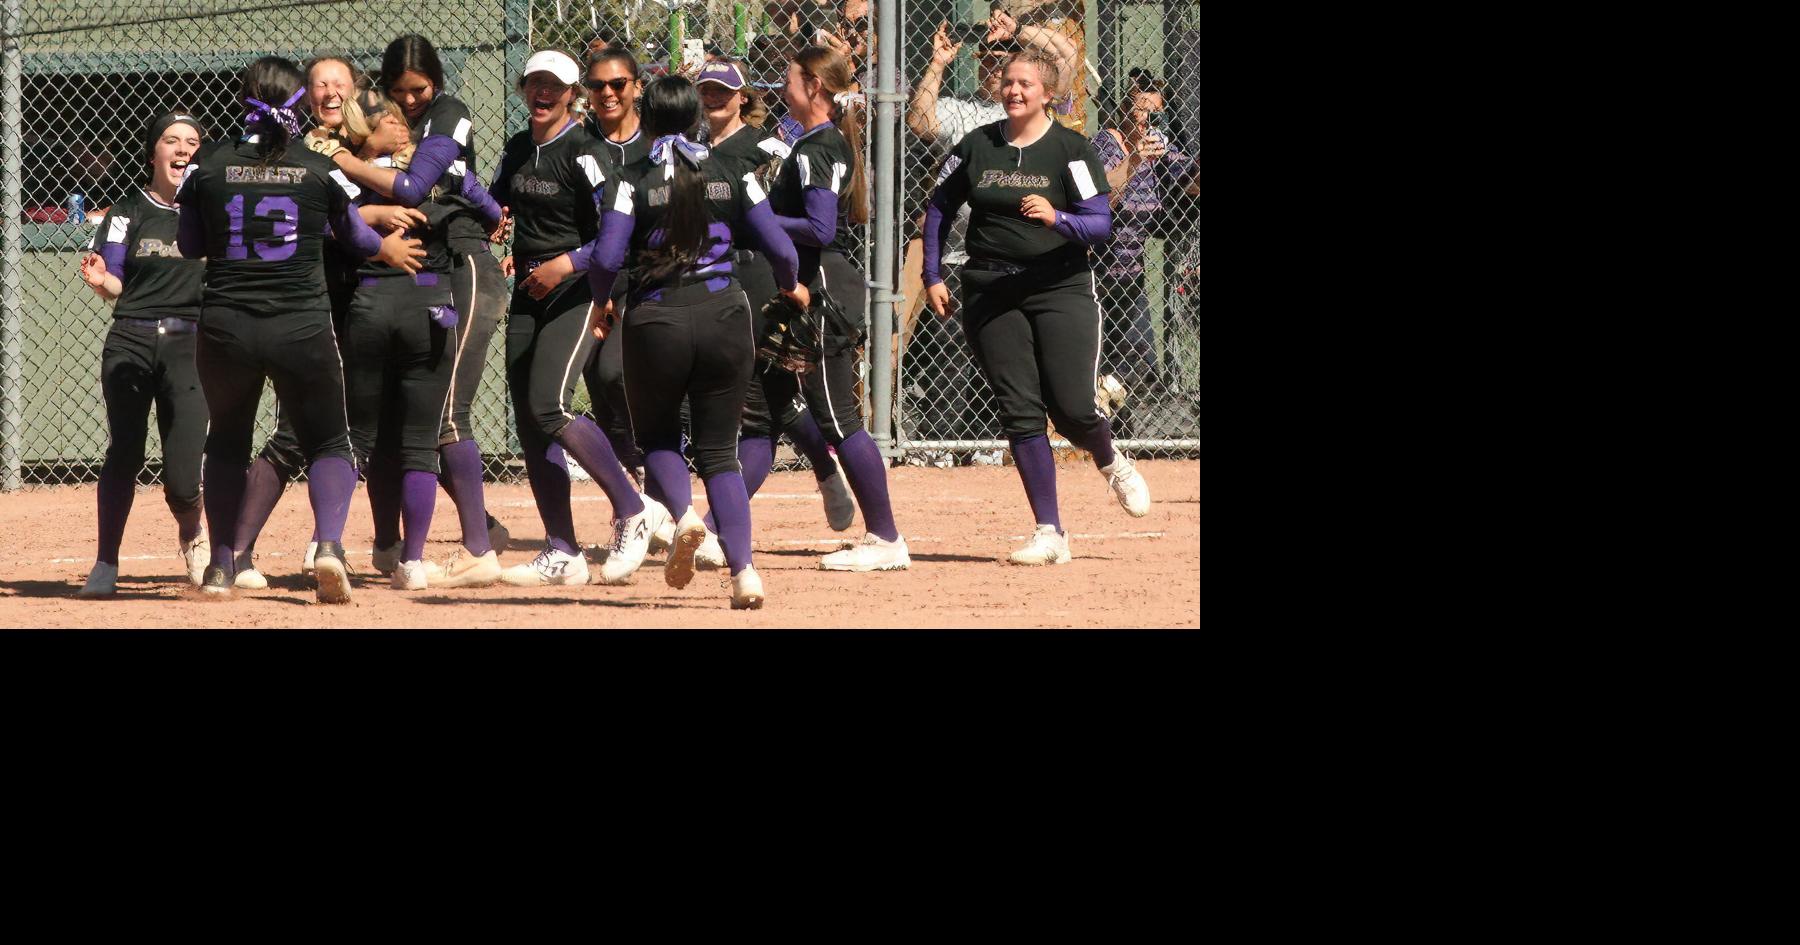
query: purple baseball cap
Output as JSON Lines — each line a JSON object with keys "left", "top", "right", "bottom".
{"left": 695, "top": 60, "right": 747, "bottom": 91}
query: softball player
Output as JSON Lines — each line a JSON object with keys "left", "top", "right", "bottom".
{"left": 579, "top": 47, "right": 649, "bottom": 483}
{"left": 335, "top": 88, "right": 504, "bottom": 590}
{"left": 177, "top": 55, "right": 412, "bottom": 602}
{"left": 922, "top": 49, "right": 1152, "bottom": 565}
{"left": 690, "top": 58, "right": 859, "bottom": 568}
{"left": 75, "top": 111, "right": 209, "bottom": 597}
{"left": 583, "top": 75, "right": 807, "bottom": 608}
{"left": 490, "top": 49, "right": 665, "bottom": 587}
{"left": 226, "top": 55, "right": 376, "bottom": 589}
{"left": 325, "top": 35, "right": 513, "bottom": 588}
{"left": 750, "top": 45, "right": 909, "bottom": 572}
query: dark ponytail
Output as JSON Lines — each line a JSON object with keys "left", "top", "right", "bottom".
{"left": 381, "top": 34, "right": 446, "bottom": 96}
{"left": 240, "top": 56, "right": 306, "bottom": 166}
{"left": 637, "top": 76, "right": 709, "bottom": 284}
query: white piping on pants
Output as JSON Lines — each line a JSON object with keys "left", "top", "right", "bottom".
{"left": 816, "top": 262, "right": 847, "bottom": 441}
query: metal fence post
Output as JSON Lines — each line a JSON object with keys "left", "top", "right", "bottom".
{"left": 1, "top": 0, "right": 23, "bottom": 491}
{"left": 868, "top": 0, "right": 900, "bottom": 455}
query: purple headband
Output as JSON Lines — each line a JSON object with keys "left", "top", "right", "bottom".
{"left": 244, "top": 87, "right": 307, "bottom": 136}
{"left": 649, "top": 134, "right": 710, "bottom": 180}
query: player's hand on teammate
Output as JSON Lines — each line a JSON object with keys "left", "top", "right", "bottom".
{"left": 375, "top": 229, "right": 427, "bottom": 274}
{"left": 488, "top": 207, "right": 513, "bottom": 244}
{"left": 925, "top": 282, "right": 952, "bottom": 319}
{"left": 592, "top": 299, "right": 617, "bottom": 340}
{"left": 522, "top": 251, "right": 575, "bottom": 300}
{"left": 78, "top": 252, "right": 108, "bottom": 288}
{"left": 1021, "top": 194, "right": 1057, "bottom": 228}
{"left": 781, "top": 282, "right": 811, "bottom": 310}
{"left": 367, "top": 204, "right": 427, "bottom": 234}
{"left": 500, "top": 255, "right": 514, "bottom": 277}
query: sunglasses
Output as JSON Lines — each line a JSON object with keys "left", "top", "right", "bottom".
{"left": 584, "top": 77, "right": 633, "bottom": 92}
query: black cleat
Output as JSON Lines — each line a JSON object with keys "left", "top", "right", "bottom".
{"left": 313, "top": 540, "right": 353, "bottom": 605}
{"left": 200, "top": 564, "right": 234, "bottom": 598}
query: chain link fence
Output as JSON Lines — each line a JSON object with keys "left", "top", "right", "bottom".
{"left": 1, "top": 0, "right": 1197, "bottom": 491}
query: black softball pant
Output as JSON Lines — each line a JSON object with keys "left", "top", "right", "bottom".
{"left": 506, "top": 274, "right": 599, "bottom": 452}
{"left": 99, "top": 318, "right": 206, "bottom": 515}
{"left": 199, "top": 305, "right": 353, "bottom": 467}
{"left": 622, "top": 280, "right": 755, "bottom": 479}
{"left": 583, "top": 275, "right": 641, "bottom": 468}
{"left": 344, "top": 275, "right": 456, "bottom": 475}
{"left": 260, "top": 251, "right": 355, "bottom": 477}
{"left": 960, "top": 263, "right": 1111, "bottom": 445}
{"left": 440, "top": 250, "right": 508, "bottom": 445}
{"left": 741, "top": 248, "right": 866, "bottom": 443}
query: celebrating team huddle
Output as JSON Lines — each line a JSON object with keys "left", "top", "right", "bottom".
{"left": 74, "top": 31, "right": 1151, "bottom": 610}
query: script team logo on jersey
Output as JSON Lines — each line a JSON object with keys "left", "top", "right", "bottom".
{"left": 976, "top": 170, "right": 1051, "bottom": 190}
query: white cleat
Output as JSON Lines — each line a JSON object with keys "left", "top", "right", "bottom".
{"left": 233, "top": 567, "right": 269, "bottom": 590}
{"left": 664, "top": 508, "right": 708, "bottom": 589}
{"left": 595, "top": 499, "right": 670, "bottom": 585}
{"left": 179, "top": 533, "right": 209, "bottom": 586}
{"left": 302, "top": 541, "right": 319, "bottom": 575}
{"left": 371, "top": 541, "right": 402, "bottom": 576}
{"left": 646, "top": 496, "right": 676, "bottom": 555}
{"left": 391, "top": 560, "right": 430, "bottom": 591}
{"left": 1008, "top": 525, "right": 1072, "bottom": 566}
{"left": 487, "top": 515, "right": 512, "bottom": 553}
{"left": 312, "top": 541, "right": 354, "bottom": 604}
{"left": 1100, "top": 454, "right": 1151, "bottom": 517}
{"left": 819, "top": 533, "right": 912, "bottom": 572}
{"left": 818, "top": 467, "right": 857, "bottom": 532}
{"left": 731, "top": 565, "right": 766, "bottom": 610}
{"left": 430, "top": 548, "right": 502, "bottom": 588}
{"left": 694, "top": 531, "right": 727, "bottom": 570}
{"left": 501, "top": 545, "right": 589, "bottom": 586}
{"left": 78, "top": 561, "right": 119, "bottom": 598}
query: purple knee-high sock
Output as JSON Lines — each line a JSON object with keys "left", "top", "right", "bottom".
{"left": 833, "top": 430, "right": 899, "bottom": 542}
{"left": 232, "top": 456, "right": 287, "bottom": 564}
{"left": 205, "top": 456, "right": 247, "bottom": 573}
{"left": 308, "top": 456, "right": 357, "bottom": 545}
{"left": 707, "top": 435, "right": 774, "bottom": 533}
{"left": 704, "top": 472, "right": 754, "bottom": 575}
{"left": 554, "top": 415, "right": 644, "bottom": 519}
{"left": 366, "top": 452, "right": 403, "bottom": 549}
{"left": 525, "top": 443, "right": 579, "bottom": 554}
{"left": 1008, "top": 434, "right": 1061, "bottom": 531}
{"left": 400, "top": 469, "right": 437, "bottom": 562}
{"left": 1062, "top": 417, "right": 1116, "bottom": 469}
{"left": 785, "top": 411, "right": 837, "bottom": 483}
{"left": 643, "top": 449, "right": 693, "bottom": 518}
{"left": 438, "top": 439, "right": 491, "bottom": 556}
{"left": 95, "top": 466, "right": 136, "bottom": 567}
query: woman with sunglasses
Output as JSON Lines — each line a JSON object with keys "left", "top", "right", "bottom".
{"left": 489, "top": 49, "right": 665, "bottom": 587}
{"left": 75, "top": 111, "right": 209, "bottom": 597}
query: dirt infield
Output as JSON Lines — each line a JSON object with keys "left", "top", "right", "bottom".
{"left": 0, "top": 460, "right": 1199, "bottom": 629}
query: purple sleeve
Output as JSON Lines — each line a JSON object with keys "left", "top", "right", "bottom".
{"left": 566, "top": 180, "right": 608, "bottom": 273}
{"left": 99, "top": 228, "right": 129, "bottom": 277}
{"left": 744, "top": 200, "right": 799, "bottom": 291}
{"left": 330, "top": 199, "right": 383, "bottom": 259}
{"left": 775, "top": 186, "right": 838, "bottom": 247}
{"left": 584, "top": 206, "right": 635, "bottom": 301}
{"left": 392, "top": 137, "right": 463, "bottom": 207}
{"left": 459, "top": 171, "right": 503, "bottom": 228}
{"left": 1051, "top": 194, "right": 1113, "bottom": 246}
{"left": 922, "top": 189, "right": 965, "bottom": 288}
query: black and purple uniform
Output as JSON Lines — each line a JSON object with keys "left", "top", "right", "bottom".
{"left": 584, "top": 134, "right": 800, "bottom": 576}
{"left": 752, "top": 118, "right": 901, "bottom": 544}
{"left": 343, "top": 143, "right": 503, "bottom": 564}
{"left": 582, "top": 122, "right": 651, "bottom": 473}
{"left": 923, "top": 118, "right": 1118, "bottom": 531}
{"left": 489, "top": 117, "right": 643, "bottom": 554}
{"left": 90, "top": 187, "right": 208, "bottom": 566}
{"left": 176, "top": 133, "right": 384, "bottom": 576}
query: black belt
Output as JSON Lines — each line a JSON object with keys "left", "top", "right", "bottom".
{"left": 359, "top": 272, "right": 441, "bottom": 288}
{"left": 117, "top": 316, "right": 198, "bottom": 334}
{"left": 964, "top": 248, "right": 1089, "bottom": 276}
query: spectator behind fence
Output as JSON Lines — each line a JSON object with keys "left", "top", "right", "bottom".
{"left": 1091, "top": 68, "right": 1199, "bottom": 399}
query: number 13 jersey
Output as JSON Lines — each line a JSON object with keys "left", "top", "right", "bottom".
{"left": 178, "top": 137, "right": 363, "bottom": 311}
